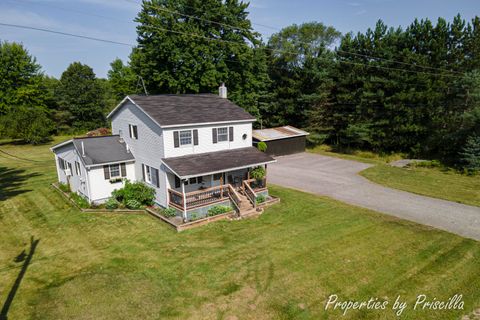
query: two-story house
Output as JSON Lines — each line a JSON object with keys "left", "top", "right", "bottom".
{"left": 51, "top": 86, "right": 276, "bottom": 221}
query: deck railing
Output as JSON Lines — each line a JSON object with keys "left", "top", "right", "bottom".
{"left": 242, "top": 180, "right": 257, "bottom": 207}
{"left": 169, "top": 184, "right": 237, "bottom": 211}
{"left": 244, "top": 178, "right": 267, "bottom": 192}
{"left": 227, "top": 184, "right": 242, "bottom": 212}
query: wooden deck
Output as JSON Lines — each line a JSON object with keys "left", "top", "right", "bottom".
{"left": 168, "top": 180, "right": 265, "bottom": 212}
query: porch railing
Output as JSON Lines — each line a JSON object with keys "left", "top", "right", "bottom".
{"left": 168, "top": 184, "right": 240, "bottom": 211}
{"left": 242, "top": 180, "right": 257, "bottom": 208}
{"left": 227, "top": 184, "right": 242, "bottom": 212}
{"left": 244, "top": 178, "right": 267, "bottom": 192}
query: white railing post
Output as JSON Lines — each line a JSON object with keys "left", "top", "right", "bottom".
{"left": 181, "top": 180, "right": 187, "bottom": 222}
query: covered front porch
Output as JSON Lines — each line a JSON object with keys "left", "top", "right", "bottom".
{"left": 161, "top": 147, "right": 275, "bottom": 221}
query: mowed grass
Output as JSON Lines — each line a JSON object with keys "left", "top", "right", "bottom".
{"left": 361, "top": 165, "right": 480, "bottom": 207}
{"left": 309, "top": 145, "right": 480, "bottom": 207}
{"left": 0, "top": 139, "right": 480, "bottom": 319}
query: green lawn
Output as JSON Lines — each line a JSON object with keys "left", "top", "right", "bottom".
{"left": 1, "top": 139, "right": 480, "bottom": 319}
{"left": 361, "top": 165, "right": 480, "bottom": 207}
{"left": 309, "top": 145, "right": 480, "bottom": 207}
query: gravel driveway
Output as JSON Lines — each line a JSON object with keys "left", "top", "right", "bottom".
{"left": 268, "top": 153, "right": 480, "bottom": 241}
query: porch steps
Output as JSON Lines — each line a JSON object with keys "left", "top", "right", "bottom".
{"left": 235, "top": 192, "right": 263, "bottom": 218}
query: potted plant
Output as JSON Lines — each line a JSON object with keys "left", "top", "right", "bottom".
{"left": 250, "top": 166, "right": 266, "bottom": 188}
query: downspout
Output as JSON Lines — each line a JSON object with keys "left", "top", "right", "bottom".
{"left": 85, "top": 167, "right": 93, "bottom": 204}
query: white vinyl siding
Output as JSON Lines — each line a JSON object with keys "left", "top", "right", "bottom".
{"left": 110, "top": 100, "right": 166, "bottom": 206}
{"left": 163, "top": 122, "right": 252, "bottom": 158}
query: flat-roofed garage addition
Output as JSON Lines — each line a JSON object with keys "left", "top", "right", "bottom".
{"left": 253, "top": 126, "right": 309, "bottom": 156}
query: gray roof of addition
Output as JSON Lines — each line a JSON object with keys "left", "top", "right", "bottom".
{"left": 52, "top": 135, "right": 135, "bottom": 166}
{"left": 122, "top": 94, "right": 256, "bottom": 127}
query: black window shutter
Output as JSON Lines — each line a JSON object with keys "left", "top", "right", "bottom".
{"left": 173, "top": 131, "right": 180, "bottom": 148}
{"left": 155, "top": 168, "right": 160, "bottom": 188}
{"left": 103, "top": 165, "right": 110, "bottom": 180}
{"left": 58, "top": 158, "right": 64, "bottom": 170}
{"left": 229, "top": 127, "right": 234, "bottom": 142}
{"left": 212, "top": 128, "right": 217, "bottom": 144}
{"left": 193, "top": 129, "right": 198, "bottom": 145}
{"left": 133, "top": 125, "right": 138, "bottom": 139}
{"left": 175, "top": 176, "right": 181, "bottom": 188}
{"left": 129, "top": 125, "right": 132, "bottom": 138}
{"left": 120, "top": 163, "right": 126, "bottom": 177}
{"left": 142, "top": 164, "right": 145, "bottom": 181}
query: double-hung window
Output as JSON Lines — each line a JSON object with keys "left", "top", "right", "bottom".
{"left": 217, "top": 127, "right": 228, "bottom": 142}
{"left": 179, "top": 130, "right": 192, "bottom": 146}
{"left": 129, "top": 124, "right": 138, "bottom": 140}
{"left": 109, "top": 164, "right": 120, "bottom": 178}
{"left": 143, "top": 164, "right": 159, "bottom": 187}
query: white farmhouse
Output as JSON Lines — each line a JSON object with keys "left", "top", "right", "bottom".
{"left": 51, "top": 86, "right": 276, "bottom": 220}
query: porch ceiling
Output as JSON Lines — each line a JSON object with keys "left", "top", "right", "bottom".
{"left": 162, "top": 147, "right": 276, "bottom": 179}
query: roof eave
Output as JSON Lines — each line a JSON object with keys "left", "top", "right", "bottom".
{"left": 50, "top": 139, "right": 73, "bottom": 151}
{"left": 161, "top": 118, "right": 256, "bottom": 129}
{"left": 160, "top": 159, "right": 277, "bottom": 180}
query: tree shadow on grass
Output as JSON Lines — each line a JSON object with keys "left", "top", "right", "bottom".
{"left": 0, "top": 166, "right": 41, "bottom": 201}
{"left": 0, "top": 237, "right": 40, "bottom": 320}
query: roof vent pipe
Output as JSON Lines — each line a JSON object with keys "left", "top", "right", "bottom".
{"left": 219, "top": 83, "right": 227, "bottom": 99}
{"left": 126, "top": 143, "right": 130, "bottom": 153}
{"left": 81, "top": 141, "right": 86, "bottom": 157}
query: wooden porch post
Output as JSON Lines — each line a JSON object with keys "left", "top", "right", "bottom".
{"left": 181, "top": 180, "right": 187, "bottom": 222}
{"left": 264, "top": 164, "right": 267, "bottom": 187}
{"left": 220, "top": 174, "right": 224, "bottom": 199}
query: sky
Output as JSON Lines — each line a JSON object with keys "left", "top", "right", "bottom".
{"left": 0, "top": 0, "right": 478, "bottom": 78}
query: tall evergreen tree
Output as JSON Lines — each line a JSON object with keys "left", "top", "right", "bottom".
{"left": 130, "top": 0, "right": 269, "bottom": 117}
{"left": 265, "top": 22, "right": 341, "bottom": 128}
{"left": 56, "top": 62, "right": 106, "bottom": 130}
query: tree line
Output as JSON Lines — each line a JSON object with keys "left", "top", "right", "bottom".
{"left": 0, "top": 0, "right": 479, "bottom": 171}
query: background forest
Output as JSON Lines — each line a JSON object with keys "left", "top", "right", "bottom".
{"left": 0, "top": 0, "right": 479, "bottom": 171}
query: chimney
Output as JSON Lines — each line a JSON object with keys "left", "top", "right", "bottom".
{"left": 81, "top": 141, "right": 86, "bottom": 157}
{"left": 126, "top": 143, "right": 130, "bottom": 153}
{"left": 219, "top": 83, "right": 227, "bottom": 99}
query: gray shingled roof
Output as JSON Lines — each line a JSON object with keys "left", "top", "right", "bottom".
{"left": 162, "top": 147, "right": 275, "bottom": 178}
{"left": 126, "top": 94, "right": 256, "bottom": 127}
{"left": 55, "top": 135, "right": 135, "bottom": 166}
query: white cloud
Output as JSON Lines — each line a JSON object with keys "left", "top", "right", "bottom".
{"left": 0, "top": 8, "right": 58, "bottom": 28}
{"left": 29, "top": 0, "right": 139, "bottom": 12}
{"left": 354, "top": 9, "right": 367, "bottom": 15}
{"left": 249, "top": 0, "right": 269, "bottom": 9}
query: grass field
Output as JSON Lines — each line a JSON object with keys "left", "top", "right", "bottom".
{"left": 309, "top": 145, "right": 480, "bottom": 207}
{"left": 1, "top": 139, "right": 480, "bottom": 319}
{"left": 361, "top": 165, "right": 480, "bottom": 207}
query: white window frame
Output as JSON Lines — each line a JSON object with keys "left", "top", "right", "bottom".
{"left": 144, "top": 165, "right": 152, "bottom": 183}
{"left": 143, "top": 164, "right": 159, "bottom": 187}
{"left": 75, "top": 161, "right": 81, "bottom": 176}
{"left": 109, "top": 164, "right": 121, "bottom": 178}
{"left": 179, "top": 130, "right": 192, "bottom": 146}
{"left": 129, "top": 124, "right": 138, "bottom": 140}
{"left": 217, "top": 127, "right": 228, "bottom": 142}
